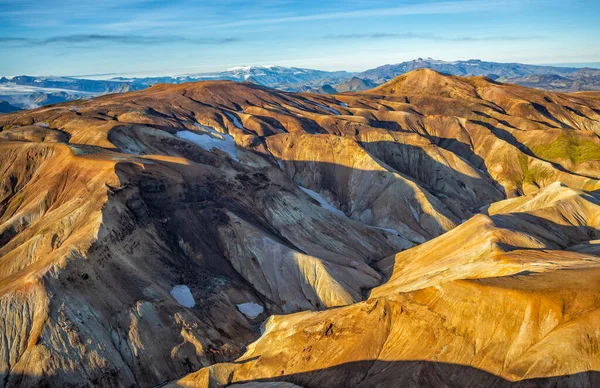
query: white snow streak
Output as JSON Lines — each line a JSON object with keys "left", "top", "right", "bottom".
{"left": 303, "top": 99, "right": 340, "bottom": 115}
{"left": 299, "top": 186, "right": 346, "bottom": 217}
{"left": 371, "top": 226, "right": 403, "bottom": 236}
{"left": 224, "top": 111, "right": 244, "bottom": 129}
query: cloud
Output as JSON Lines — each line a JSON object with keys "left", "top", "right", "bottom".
{"left": 0, "top": 37, "right": 32, "bottom": 44}
{"left": 42, "top": 34, "right": 180, "bottom": 45}
{"left": 323, "top": 33, "right": 544, "bottom": 41}
{"left": 326, "top": 33, "right": 411, "bottom": 39}
{"left": 0, "top": 34, "right": 240, "bottom": 47}
{"left": 210, "top": 0, "right": 513, "bottom": 28}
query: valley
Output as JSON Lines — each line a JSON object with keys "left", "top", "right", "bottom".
{"left": 3, "top": 59, "right": 600, "bottom": 111}
{"left": 0, "top": 69, "right": 599, "bottom": 387}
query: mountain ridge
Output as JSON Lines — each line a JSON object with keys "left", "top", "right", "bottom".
{"left": 0, "top": 70, "right": 599, "bottom": 386}
{"left": 3, "top": 59, "right": 600, "bottom": 110}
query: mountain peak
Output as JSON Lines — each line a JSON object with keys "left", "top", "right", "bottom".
{"left": 369, "top": 68, "right": 478, "bottom": 98}
{"left": 1, "top": 66, "right": 600, "bottom": 387}
{"left": 226, "top": 65, "right": 278, "bottom": 71}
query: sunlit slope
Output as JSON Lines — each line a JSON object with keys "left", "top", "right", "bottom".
{"left": 0, "top": 70, "right": 599, "bottom": 386}
{"left": 178, "top": 185, "right": 600, "bottom": 387}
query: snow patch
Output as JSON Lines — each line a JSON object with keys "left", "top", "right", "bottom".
{"left": 224, "top": 111, "right": 244, "bottom": 130}
{"left": 176, "top": 126, "right": 238, "bottom": 160}
{"left": 303, "top": 99, "right": 340, "bottom": 115}
{"left": 227, "top": 65, "right": 253, "bottom": 71}
{"left": 339, "top": 102, "right": 348, "bottom": 107}
{"left": 299, "top": 186, "right": 346, "bottom": 217}
{"left": 0, "top": 83, "right": 98, "bottom": 96}
{"left": 371, "top": 226, "right": 402, "bottom": 236}
{"left": 170, "top": 285, "right": 195, "bottom": 308}
{"left": 237, "top": 302, "right": 264, "bottom": 319}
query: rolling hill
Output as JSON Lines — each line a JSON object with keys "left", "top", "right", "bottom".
{"left": 4, "top": 60, "right": 600, "bottom": 110}
{"left": 358, "top": 58, "right": 600, "bottom": 92}
{"left": 0, "top": 69, "right": 599, "bottom": 387}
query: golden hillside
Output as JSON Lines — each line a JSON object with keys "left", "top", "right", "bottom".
{"left": 0, "top": 70, "right": 599, "bottom": 387}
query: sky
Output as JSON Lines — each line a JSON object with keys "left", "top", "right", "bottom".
{"left": 0, "top": 0, "right": 598, "bottom": 77}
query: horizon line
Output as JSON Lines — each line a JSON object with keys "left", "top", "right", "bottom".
{"left": 2, "top": 58, "right": 600, "bottom": 80}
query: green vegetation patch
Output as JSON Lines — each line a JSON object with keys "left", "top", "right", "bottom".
{"left": 513, "top": 153, "right": 553, "bottom": 189}
{"left": 532, "top": 132, "right": 600, "bottom": 164}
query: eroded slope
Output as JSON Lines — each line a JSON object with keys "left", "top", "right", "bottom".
{"left": 0, "top": 70, "right": 599, "bottom": 386}
{"left": 180, "top": 184, "right": 600, "bottom": 388}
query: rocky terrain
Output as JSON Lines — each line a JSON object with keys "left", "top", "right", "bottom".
{"left": 0, "top": 67, "right": 352, "bottom": 109}
{"left": 0, "top": 69, "right": 599, "bottom": 387}
{"left": 5, "top": 60, "right": 600, "bottom": 109}
{"left": 358, "top": 58, "right": 600, "bottom": 92}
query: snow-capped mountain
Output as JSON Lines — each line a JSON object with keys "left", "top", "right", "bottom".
{"left": 0, "top": 66, "right": 353, "bottom": 109}
{"left": 0, "top": 76, "right": 141, "bottom": 109}
{"left": 180, "top": 65, "right": 353, "bottom": 87}
{"left": 2, "top": 60, "right": 599, "bottom": 110}
{"left": 112, "top": 65, "right": 354, "bottom": 91}
{"left": 357, "top": 57, "right": 595, "bottom": 83}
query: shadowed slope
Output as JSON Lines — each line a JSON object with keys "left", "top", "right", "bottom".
{"left": 0, "top": 71, "right": 600, "bottom": 386}
{"left": 176, "top": 185, "right": 600, "bottom": 388}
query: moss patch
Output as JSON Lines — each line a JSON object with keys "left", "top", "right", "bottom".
{"left": 532, "top": 132, "right": 600, "bottom": 164}
{"left": 513, "top": 153, "right": 554, "bottom": 190}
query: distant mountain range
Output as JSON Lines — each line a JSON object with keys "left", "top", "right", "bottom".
{"left": 2, "top": 59, "right": 599, "bottom": 110}
{"left": 0, "top": 75, "right": 143, "bottom": 109}
{"left": 0, "top": 100, "right": 20, "bottom": 113}
{"left": 0, "top": 66, "right": 351, "bottom": 109}
{"left": 358, "top": 58, "right": 586, "bottom": 81}
{"left": 2, "top": 68, "right": 600, "bottom": 386}
{"left": 121, "top": 66, "right": 353, "bottom": 90}
{"left": 357, "top": 58, "right": 600, "bottom": 93}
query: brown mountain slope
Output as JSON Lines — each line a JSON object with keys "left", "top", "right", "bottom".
{"left": 0, "top": 70, "right": 599, "bottom": 386}
{"left": 333, "top": 77, "right": 378, "bottom": 92}
{"left": 177, "top": 183, "right": 600, "bottom": 388}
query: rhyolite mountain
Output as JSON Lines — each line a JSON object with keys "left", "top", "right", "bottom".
{"left": 0, "top": 69, "right": 599, "bottom": 387}
{"left": 357, "top": 58, "right": 600, "bottom": 94}
{"left": 3, "top": 60, "right": 600, "bottom": 109}
{"left": 332, "top": 76, "right": 378, "bottom": 92}
{"left": 0, "top": 67, "right": 351, "bottom": 109}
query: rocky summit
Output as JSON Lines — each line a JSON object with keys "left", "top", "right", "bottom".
{"left": 1, "top": 69, "right": 600, "bottom": 387}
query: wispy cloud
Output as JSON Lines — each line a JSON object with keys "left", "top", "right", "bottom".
{"left": 451, "top": 35, "right": 545, "bottom": 41}
{"left": 0, "top": 34, "right": 240, "bottom": 47}
{"left": 0, "top": 37, "right": 31, "bottom": 43}
{"left": 210, "top": 0, "right": 513, "bottom": 28}
{"left": 324, "top": 33, "right": 545, "bottom": 41}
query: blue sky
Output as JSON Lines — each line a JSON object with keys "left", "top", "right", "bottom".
{"left": 0, "top": 0, "right": 598, "bottom": 76}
